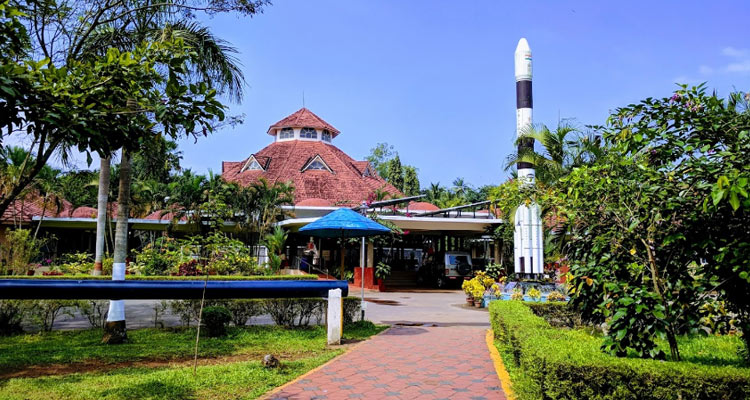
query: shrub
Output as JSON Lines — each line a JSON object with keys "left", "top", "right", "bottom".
{"left": 221, "top": 299, "right": 262, "bottom": 326}
{"left": 263, "top": 298, "right": 324, "bottom": 327}
{"left": 168, "top": 300, "right": 202, "bottom": 327}
{"left": 485, "top": 263, "right": 505, "bottom": 279}
{"left": 546, "top": 290, "right": 567, "bottom": 302}
{"left": 490, "top": 301, "right": 750, "bottom": 400}
{"left": 343, "top": 297, "right": 362, "bottom": 324}
{"left": 0, "top": 229, "right": 45, "bottom": 275}
{"left": 77, "top": 300, "right": 108, "bottom": 329}
{"left": 27, "top": 300, "right": 77, "bottom": 331}
{"left": 510, "top": 288, "right": 524, "bottom": 301}
{"left": 175, "top": 259, "right": 201, "bottom": 276}
{"left": 57, "top": 252, "right": 93, "bottom": 275}
{"left": 201, "top": 306, "right": 232, "bottom": 337}
{"left": 375, "top": 262, "right": 391, "bottom": 280}
{"left": 525, "top": 301, "right": 583, "bottom": 329}
{"left": 0, "top": 300, "right": 26, "bottom": 335}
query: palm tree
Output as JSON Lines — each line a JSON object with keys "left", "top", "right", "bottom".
{"left": 504, "top": 121, "right": 579, "bottom": 186}
{"left": 84, "top": 15, "right": 246, "bottom": 343}
{"left": 33, "top": 165, "right": 64, "bottom": 239}
{"left": 93, "top": 156, "right": 111, "bottom": 276}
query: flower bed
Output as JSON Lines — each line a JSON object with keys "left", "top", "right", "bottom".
{"left": 0, "top": 274, "right": 319, "bottom": 280}
{"left": 490, "top": 301, "right": 750, "bottom": 400}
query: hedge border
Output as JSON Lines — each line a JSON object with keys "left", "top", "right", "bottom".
{"left": 489, "top": 301, "right": 750, "bottom": 400}
{"left": 0, "top": 274, "right": 319, "bottom": 281}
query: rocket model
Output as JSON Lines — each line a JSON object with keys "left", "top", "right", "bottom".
{"left": 513, "top": 38, "right": 544, "bottom": 276}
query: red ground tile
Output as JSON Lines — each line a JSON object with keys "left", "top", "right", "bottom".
{"left": 264, "top": 326, "right": 507, "bottom": 399}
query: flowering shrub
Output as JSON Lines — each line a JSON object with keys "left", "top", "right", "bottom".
{"left": 527, "top": 287, "right": 542, "bottom": 300}
{"left": 510, "top": 288, "right": 524, "bottom": 301}
{"left": 462, "top": 271, "right": 503, "bottom": 301}
{"left": 547, "top": 290, "right": 567, "bottom": 302}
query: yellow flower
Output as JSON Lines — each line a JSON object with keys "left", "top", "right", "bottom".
{"left": 629, "top": 248, "right": 636, "bottom": 255}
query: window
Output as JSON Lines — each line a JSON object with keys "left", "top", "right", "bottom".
{"left": 321, "top": 129, "right": 332, "bottom": 142}
{"left": 300, "top": 127, "right": 317, "bottom": 139}
{"left": 306, "top": 160, "right": 327, "bottom": 170}
{"left": 279, "top": 127, "right": 294, "bottom": 139}
{"left": 302, "top": 155, "right": 332, "bottom": 173}
{"left": 241, "top": 156, "right": 265, "bottom": 172}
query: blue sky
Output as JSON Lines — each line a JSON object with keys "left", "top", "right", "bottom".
{"left": 92, "top": 1, "right": 750, "bottom": 187}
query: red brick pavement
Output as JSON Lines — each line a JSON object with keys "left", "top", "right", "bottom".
{"left": 265, "top": 325, "right": 506, "bottom": 400}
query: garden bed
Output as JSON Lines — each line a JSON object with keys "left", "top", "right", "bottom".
{"left": 0, "top": 274, "right": 319, "bottom": 280}
{"left": 490, "top": 301, "right": 750, "bottom": 400}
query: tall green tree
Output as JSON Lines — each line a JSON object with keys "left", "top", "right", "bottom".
{"left": 365, "top": 142, "right": 396, "bottom": 178}
{"left": 403, "top": 166, "right": 420, "bottom": 196}
{"left": 504, "top": 121, "right": 582, "bottom": 185}
{"left": 386, "top": 155, "right": 404, "bottom": 192}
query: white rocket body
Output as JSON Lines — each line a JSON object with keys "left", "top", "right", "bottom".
{"left": 513, "top": 38, "right": 544, "bottom": 276}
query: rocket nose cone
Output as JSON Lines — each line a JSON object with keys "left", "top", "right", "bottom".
{"left": 515, "top": 38, "right": 530, "bottom": 54}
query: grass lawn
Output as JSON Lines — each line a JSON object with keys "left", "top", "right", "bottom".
{"left": 0, "top": 322, "right": 386, "bottom": 400}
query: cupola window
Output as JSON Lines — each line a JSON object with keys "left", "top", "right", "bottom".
{"left": 300, "top": 127, "right": 317, "bottom": 139}
{"left": 279, "top": 127, "right": 294, "bottom": 139}
{"left": 321, "top": 129, "right": 332, "bottom": 142}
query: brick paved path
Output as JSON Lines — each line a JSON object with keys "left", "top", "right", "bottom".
{"left": 266, "top": 325, "right": 506, "bottom": 400}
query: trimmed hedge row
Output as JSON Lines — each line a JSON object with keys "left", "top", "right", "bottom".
{"left": 490, "top": 301, "right": 750, "bottom": 400}
{"left": 168, "top": 297, "right": 362, "bottom": 328}
{"left": 0, "top": 274, "right": 319, "bottom": 281}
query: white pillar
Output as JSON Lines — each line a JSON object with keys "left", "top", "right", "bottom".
{"left": 327, "top": 289, "right": 343, "bottom": 345}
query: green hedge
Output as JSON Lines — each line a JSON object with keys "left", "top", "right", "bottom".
{"left": 0, "top": 274, "right": 319, "bottom": 281}
{"left": 490, "top": 301, "right": 750, "bottom": 400}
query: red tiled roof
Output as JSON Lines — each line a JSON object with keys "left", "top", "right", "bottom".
{"left": 69, "top": 206, "right": 98, "bottom": 219}
{"left": 407, "top": 201, "right": 440, "bottom": 211}
{"left": 222, "top": 141, "right": 403, "bottom": 206}
{"left": 267, "top": 108, "right": 341, "bottom": 137}
{"left": 296, "top": 198, "right": 334, "bottom": 207}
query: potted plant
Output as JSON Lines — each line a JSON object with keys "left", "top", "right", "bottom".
{"left": 375, "top": 262, "right": 391, "bottom": 292}
{"left": 461, "top": 280, "right": 474, "bottom": 304}
{"left": 527, "top": 287, "right": 542, "bottom": 302}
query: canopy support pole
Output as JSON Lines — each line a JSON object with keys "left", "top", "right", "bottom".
{"left": 360, "top": 236, "right": 366, "bottom": 321}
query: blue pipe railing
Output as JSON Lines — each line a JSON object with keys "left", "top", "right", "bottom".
{"left": 0, "top": 279, "right": 349, "bottom": 299}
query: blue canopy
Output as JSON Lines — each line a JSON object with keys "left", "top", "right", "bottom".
{"left": 298, "top": 208, "right": 391, "bottom": 238}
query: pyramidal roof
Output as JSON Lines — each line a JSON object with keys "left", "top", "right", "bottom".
{"left": 267, "top": 107, "right": 341, "bottom": 137}
{"left": 222, "top": 141, "right": 402, "bottom": 206}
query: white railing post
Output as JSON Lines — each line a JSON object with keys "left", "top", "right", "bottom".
{"left": 327, "top": 288, "right": 342, "bottom": 345}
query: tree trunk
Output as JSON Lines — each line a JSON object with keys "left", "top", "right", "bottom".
{"left": 93, "top": 156, "right": 111, "bottom": 276}
{"left": 104, "top": 149, "right": 131, "bottom": 344}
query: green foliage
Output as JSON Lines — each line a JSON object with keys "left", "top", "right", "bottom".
{"left": 403, "top": 165, "right": 420, "bottom": 196}
{"left": 485, "top": 263, "right": 504, "bottom": 279}
{"left": 375, "top": 261, "right": 391, "bottom": 280}
{"left": 0, "top": 274, "right": 318, "bottom": 280}
{"left": 0, "top": 229, "right": 44, "bottom": 275}
{"left": 262, "top": 298, "right": 325, "bottom": 327}
{"left": 386, "top": 155, "right": 404, "bottom": 192}
{"left": 201, "top": 306, "right": 232, "bottom": 337}
{"left": 0, "top": 299, "right": 26, "bottom": 335}
{"left": 365, "top": 142, "right": 396, "bottom": 178}
{"left": 26, "top": 300, "right": 78, "bottom": 332}
{"left": 56, "top": 252, "right": 93, "bottom": 275}
{"left": 76, "top": 300, "right": 109, "bottom": 330}
{"left": 262, "top": 226, "right": 287, "bottom": 273}
{"left": 58, "top": 170, "right": 98, "bottom": 208}
{"left": 555, "top": 85, "right": 750, "bottom": 361}
{"left": 220, "top": 299, "right": 263, "bottom": 326}
{"left": 490, "top": 301, "right": 750, "bottom": 400}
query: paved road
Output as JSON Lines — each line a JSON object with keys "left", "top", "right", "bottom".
{"left": 50, "top": 288, "right": 488, "bottom": 330}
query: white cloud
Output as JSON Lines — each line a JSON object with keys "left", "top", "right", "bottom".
{"left": 726, "top": 60, "right": 750, "bottom": 73}
{"left": 698, "top": 65, "right": 714, "bottom": 75}
{"left": 722, "top": 47, "right": 749, "bottom": 58}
